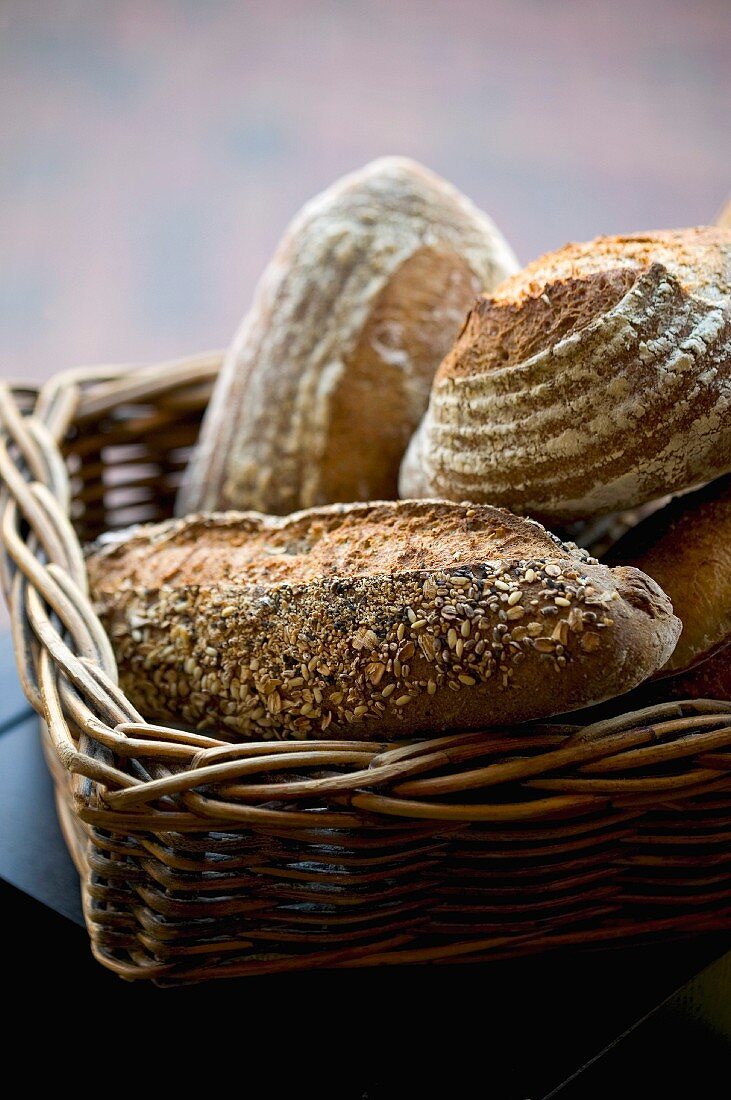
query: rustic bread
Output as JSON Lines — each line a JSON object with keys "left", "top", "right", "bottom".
{"left": 608, "top": 474, "right": 731, "bottom": 676}
{"left": 86, "top": 501, "right": 680, "bottom": 741}
{"left": 400, "top": 228, "right": 731, "bottom": 522}
{"left": 177, "top": 157, "right": 518, "bottom": 516}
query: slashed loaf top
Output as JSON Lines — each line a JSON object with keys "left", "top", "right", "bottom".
{"left": 400, "top": 227, "right": 731, "bottom": 522}
{"left": 89, "top": 500, "right": 584, "bottom": 590}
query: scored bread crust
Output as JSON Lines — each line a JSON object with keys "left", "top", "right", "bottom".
{"left": 400, "top": 228, "right": 731, "bottom": 522}
{"left": 177, "top": 157, "right": 518, "bottom": 517}
{"left": 608, "top": 473, "right": 731, "bottom": 675}
{"left": 86, "top": 500, "right": 680, "bottom": 741}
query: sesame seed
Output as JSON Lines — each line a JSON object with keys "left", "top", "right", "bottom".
{"left": 395, "top": 695, "right": 412, "bottom": 707}
{"left": 460, "top": 620, "right": 471, "bottom": 638}
{"left": 411, "top": 618, "right": 428, "bottom": 631}
{"left": 459, "top": 674, "right": 476, "bottom": 686}
{"left": 447, "top": 628, "right": 458, "bottom": 649}
{"left": 507, "top": 590, "right": 523, "bottom": 606}
{"left": 555, "top": 596, "right": 571, "bottom": 607}
{"left": 381, "top": 683, "right": 396, "bottom": 698}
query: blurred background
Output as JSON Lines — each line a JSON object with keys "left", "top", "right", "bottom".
{"left": 1, "top": 0, "right": 729, "bottom": 385}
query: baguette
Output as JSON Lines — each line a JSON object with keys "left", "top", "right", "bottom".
{"left": 86, "top": 501, "right": 680, "bottom": 740}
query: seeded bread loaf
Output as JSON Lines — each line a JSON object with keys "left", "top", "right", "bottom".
{"left": 177, "top": 157, "right": 518, "bottom": 516}
{"left": 86, "top": 501, "right": 680, "bottom": 741}
{"left": 400, "top": 228, "right": 731, "bottom": 522}
{"left": 608, "top": 474, "right": 731, "bottom": 676}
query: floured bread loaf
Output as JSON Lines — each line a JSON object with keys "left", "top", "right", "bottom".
{"left": 400, "top": 228, "right": 731, "bottom": 522}
{"left": 86, "top": 501, "right": 680, "bottom": 741}
{"left": 608, "top": 473, "right": 731, "bottom": 676}
{"left": 177, "top": 157, "right": 518, "bottom": 515}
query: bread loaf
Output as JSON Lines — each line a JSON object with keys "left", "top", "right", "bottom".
{"left": 177, "top": 157, "right": 518, "bottom": 516}
{"left": 86, "top": 501, "right": 680, "bottom": 741}
{"left": 400, "top": 228, "right": 731, "bottom": 522}
{"left": 608, "top": 474, "right": 731, "bottom": 676}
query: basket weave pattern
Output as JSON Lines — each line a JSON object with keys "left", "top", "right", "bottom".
{"left": 1, "top": 355, "right": 731, "bottom": 983}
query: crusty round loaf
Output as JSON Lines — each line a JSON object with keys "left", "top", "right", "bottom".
{"left": 177, "top": 157, "right": 518, "bottom": 516}
{"left": 608, "top": 474, "right": 731, "bottom": 676}
{"left": 86, "top": 501, "right": 680, "bottom": 741}
{"left": 400, "top": 228, "right": 731, "bottom": 522}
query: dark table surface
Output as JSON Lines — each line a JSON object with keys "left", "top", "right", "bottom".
{"left": 1, "top": 630, "right": 729, "bottom": 1096}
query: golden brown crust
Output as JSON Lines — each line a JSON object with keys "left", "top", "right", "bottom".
{"left": 86, "top": 501, "right": 680, "bottom": 741}
{"left": 177, "top": 157, "right": 517, "bottom": 516}
{"left": 443, "top": 268, "right": 637, "bottom": 379}
{"left": 664, "top": 644, "right": 731, "bottom": 700}
{"left": 317, "top": 248, "right": 482, "bottom": 501}
{"left": 400, "top": 228, "right": 731, "bottom": 522}
{"left": 607, "top": 474, "right": 731, "bottom": 674}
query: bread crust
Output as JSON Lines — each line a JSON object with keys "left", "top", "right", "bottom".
{"left": 178, "top": 157, "right": 518, "bottom": 516}
{"left": 400, "top": 228, "right": 731, "bottom": 522}
{"left": 86, "top": 501, "right": 680, "bottom": 741}
{"left": 663, "top": 644, "right": 731, "bottom": 700}
{"left": 608, "top": 474, "right": 731, "bottom": 675}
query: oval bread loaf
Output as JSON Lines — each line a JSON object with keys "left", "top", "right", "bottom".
{"left": 86, "top": 501, "right": 680, "bottom": 741}
{"left": 608, "top": 474, "right": 731, "bottom": 676}
{"left": 400, "top": 228, "right": 731, "bottom": 522}
{"left": 177, "top": 157, "right": 518, "bottom": 516}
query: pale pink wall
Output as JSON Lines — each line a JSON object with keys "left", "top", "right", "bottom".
{"left": 1, "top": 0, "right": 729, "bottom": 384}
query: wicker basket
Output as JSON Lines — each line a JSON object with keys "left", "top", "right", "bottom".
{"left": 1, "top": 353, "right": 731, "bottom": 984}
